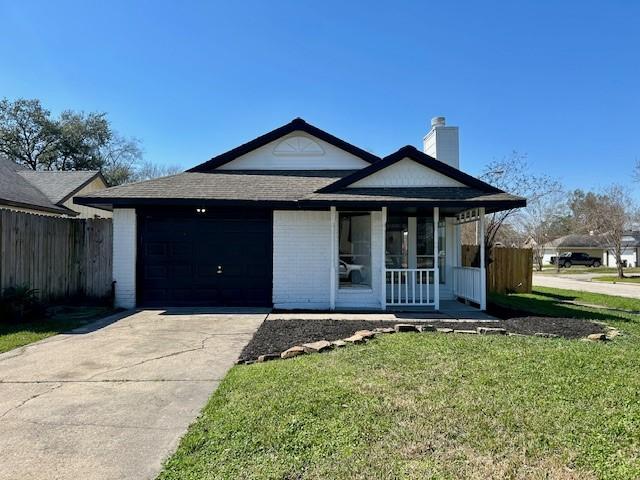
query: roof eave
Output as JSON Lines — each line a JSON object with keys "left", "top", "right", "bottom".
{"left": 0, "top": 198, "right": 75, "bottom": 215}
{"left": 74, "top": 195, "right": 525, "bottom": 213}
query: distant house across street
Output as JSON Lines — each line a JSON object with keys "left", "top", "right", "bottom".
{"left": 531, "top": 233, "right": 639, "bottom": 268}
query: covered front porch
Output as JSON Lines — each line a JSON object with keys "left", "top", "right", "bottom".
{"left": 328, "top": 206, "right": 487, "bottom": 312}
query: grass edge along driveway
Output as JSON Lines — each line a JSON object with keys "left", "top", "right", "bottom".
{"left": 0, "top": 306, "right": 114, "bottom": 354}
{"left": 159, "top": 288, "right": 640, "bottom": 480}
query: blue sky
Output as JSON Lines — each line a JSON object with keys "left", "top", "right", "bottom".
{"left": 1, "top": 1, "right": 638, "bottom": 195}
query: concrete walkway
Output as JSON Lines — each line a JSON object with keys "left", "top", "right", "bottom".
{"left": 0, "top": 309, "right": 266, "bottom": 480}
{"left": 533, "top": 274, "right": 640, "bottom": 299}
{"left": 268, "top": 301, "right": 498, "bottom": 322}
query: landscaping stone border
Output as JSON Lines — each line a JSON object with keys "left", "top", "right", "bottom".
{"left": 237, "top": 321, "right": 617, "bottom": 364}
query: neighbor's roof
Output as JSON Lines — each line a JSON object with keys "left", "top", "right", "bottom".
{"left": 0, "top": 157, "right": 71, "bottom": 215}
{"left": 622, "top": 231, "right": 640, "bottom": 247}
{"left": 16, "top": 170, "right": 104, "bottom": 204}
{"left": 75, "top": 170, "right": 525, "bottom": 212}
{"left": 548, "top": 234, "right": 605, "bottom": 249}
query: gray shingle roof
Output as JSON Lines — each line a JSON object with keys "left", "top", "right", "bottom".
{"left": 16, "top": 170, "right": 100, "bottom": 203}
{"left": 548, "top": 234, "right": 605, "bottom": 248}
{"left": 0, "top": 157, "right": 70, "bottom": 214}
{"left": 76, "top": 170, "right": 525, "bottom": 211}
{"left": 77, "top": 170, "right": 350, "bottom": 202}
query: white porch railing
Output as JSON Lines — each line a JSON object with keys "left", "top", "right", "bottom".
{"left": 453, "top": 266, "right": 482, "bottom": 304}
{"left": 385, "top": 269, "right": 435, "bottom": 306}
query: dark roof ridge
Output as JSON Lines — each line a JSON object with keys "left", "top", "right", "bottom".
{"left": 187, "top": 118, "right": 380, "bottom": 172}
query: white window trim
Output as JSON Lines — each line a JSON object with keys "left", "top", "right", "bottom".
{"left": 337, "top": 211, "right": 374, "bottom": 291}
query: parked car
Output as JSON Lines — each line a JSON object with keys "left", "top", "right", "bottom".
{"left": 339, "top": 260, "right": 365, "bottom": 283}
{"left": 550, "top": 252, "right": 602, "bottom": 268}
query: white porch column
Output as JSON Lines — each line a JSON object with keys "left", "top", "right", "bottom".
{"left": 453, "top": 221, "right": 459, "bottom": 294}
{"left": 434, "top": 207, "right": 440, "bottom": 310}
{"left": 380, "top": 207, "right": 387, "bottom": 310}
{"left": 479, "top": 207, "right": 487, "bottom": 310}
{"left": 330, "top": 206, "right": 337, "bottom": 311}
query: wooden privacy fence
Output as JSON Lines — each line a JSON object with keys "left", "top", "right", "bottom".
{"left": 0, "top": 210, "right": 113, "bottom": 301}
{"left": 461, "top": 245, "right": 533, "bottom": 294}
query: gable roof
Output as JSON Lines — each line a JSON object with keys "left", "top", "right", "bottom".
{"left": 0, "top": 157, "right": 72, "bottom": 215}
{"left": 187, "top": 118, "right": 380, "bottom": 172}
{"left": 548, "top": 234, "right": 605, "bottom": 249}
{"left": 16, "top": 170, "right": 104, "bottom": 204}
{"left": 318, "top": 145, "right": 503, "bottom": 193}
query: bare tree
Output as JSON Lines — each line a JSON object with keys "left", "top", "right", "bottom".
{"left": 581, "top": 185, "right": 637, "bottom": 278}
{"left": 479, "top": 151, "right": 562, "bottom": 250}
{"left": 100, "top": 134, "right": 144, "bottom": 186}
{"left": 517, "top": 188, "right": 567, "bottom": 270}
{"left": 132, "top": 160, "right": 182, "bottom": 182}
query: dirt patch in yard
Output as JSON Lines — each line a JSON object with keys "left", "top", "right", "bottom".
{"left": 238, "top": 317, "right": 606, "bottom": 361}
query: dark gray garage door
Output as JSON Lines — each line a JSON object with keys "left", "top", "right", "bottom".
{"left": 137, "top": 209, "right": 272, "bottom": 306}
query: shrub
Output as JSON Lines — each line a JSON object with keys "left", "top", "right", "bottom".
{"left": 0, "top": 286, "right": 45, "bottom": 323}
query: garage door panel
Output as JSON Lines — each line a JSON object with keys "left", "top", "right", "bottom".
{"left": 145, "top": 265, "right": 168, "bottom": 280}
{"left": 138, "top": 212, "right": 272, "bottom": 306}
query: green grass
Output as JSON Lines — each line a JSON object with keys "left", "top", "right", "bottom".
{"left": 489, "top": 286, "right": 640, "bottom": 320}
{"left": 160, "top": 288, "right": 640, "bottom": 480}
{"left": 0, "top": 306, "right": 114, "bottom": 354}
{"left": 592, "top": 275, "right": 640, "bottom": 284}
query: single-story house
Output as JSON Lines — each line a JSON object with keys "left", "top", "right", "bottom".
{"left": 0, "top": 156, "right": 111, "bottom": 218}
{"left": 533, "top": 233, "right": 639, "bottom": 267}
{"left": 532, "top": 234, "right": 606, "bottom": 265}
{"left": 76, "top": 117, "right": 526, "bottom": 311}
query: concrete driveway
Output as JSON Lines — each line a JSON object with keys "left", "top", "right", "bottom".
{"left": 533, "top": 273, "right": 640, "bottom": 299}
{"left": 0, "top": 309, "right": 266, "bottom": 480}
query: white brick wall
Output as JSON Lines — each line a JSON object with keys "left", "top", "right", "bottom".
{"left": 112, "top": 208, "right": 137, "bottom": 308}
{"left": 273, "top": 211, "right": 332, "bottom": 309}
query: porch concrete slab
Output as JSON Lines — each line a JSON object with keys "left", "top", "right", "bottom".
{"left": 0, "top": 308, "right": 265, "bottom": 480}
{"left": 268, "top": 302, "right": 498, "bottom": 322}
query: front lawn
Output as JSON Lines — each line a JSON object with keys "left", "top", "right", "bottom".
{"left": 160, "top": 288, "right": 640, "bottom": 480}
{"left": 592, "top": 275, "right": 640, "bottom": 284}
{"left": 0, "top": 306, "right": 114, "bottom": 354}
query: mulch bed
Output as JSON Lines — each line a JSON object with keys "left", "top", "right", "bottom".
{"left": 238, "top": 316, "right": 606, "bottom": 361}
{"left": 503, "top": 317, "right": 605, "bottom": 339}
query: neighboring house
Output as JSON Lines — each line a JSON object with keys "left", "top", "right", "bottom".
{"left": 76, "top": 117, "right": 525, "bottom": 311}
{"left": 533, "top": 233, "right": 639, "bottom": 268}
{"left": 533, "top": 234, "right": 606, "bottom": 266}
{"left": 0, "top": 156, "right": 111, "bottom": 218}
{"left": 607, "top": 232, "right": 640, "bottom": 268}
